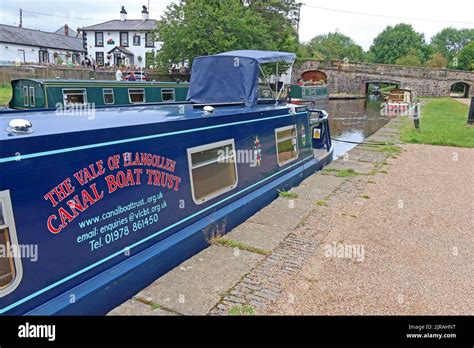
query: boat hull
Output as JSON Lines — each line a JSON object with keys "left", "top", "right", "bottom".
{"left": 0, "top": 105, "right": 332, "bottom": 315}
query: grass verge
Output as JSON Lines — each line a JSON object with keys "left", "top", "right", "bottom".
{"left": 211, "top": 237, "right": 270, "bottom": 256}
{"left": 228, "top": 304, "right": 256, "bottom": 316}
{"left": 0, "top": 85, "right": 12, "bottom": 106}
{"left": 400, "top": 98, "right": 474, "bottom": 148}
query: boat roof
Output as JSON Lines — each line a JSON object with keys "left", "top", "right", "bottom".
{"left": 0, "top": 103, "right": 293, "bottom": 141}
{"left": 216, "top": 50, "right": 296, "bottom": 64}
{"left": 11, "top": 79, "right": 189, "bottom": 86}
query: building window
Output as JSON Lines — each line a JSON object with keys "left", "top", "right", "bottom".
{"left": 128, "top": 89, "right": 145, "bottom": 103}
{"left": 133, "top": 34, "right": 141, "bottom": 46}
{"left": 23, "top": 86, "right": 28, "bottom": 106}
{"left": 0, "top": 190, "right": 22, "bottom": 296}
{"left": 161, "top": 89, "right": 175, "bottom": 102}
{"left": 187, "top": 139, "right": 238, "bottom": 204}
{"left": 120, "top": 32, "right": 129, "bottom": 47}
{"left": 39, "top": 49, "right": 49, "bottom": 63}
{"left": 29, "top": 87, "right": 35, "bottom": 107}
{"left": 275, "top": 125, "right": 299, "bottom": 166}
{"left": 95, "top": 32, "right": 104, "bottom": 47}
{"left": 103, "top": 89, "right": 114, "bottom": 104}
{"left": 63, "top": 89, "right": 87, "bottom": 106}
{"left": 145, "top": 33, "right": 154, "bottom": 47}
{"left": 96, "top": 52, "right": 104, "bottom": 66}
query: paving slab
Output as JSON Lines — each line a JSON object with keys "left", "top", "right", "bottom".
{"left": 129, "top": 245, "right": 263, "bottom": 315}
{"left": 247, "top": 197, "right": 314, "bottom": 231}
{"left": 290, "top": 175, "right": 346, "bottom": 201}
{"left": 324, "top": 159, "right": 375, "bottom": 175}
{"left": 345, "top": 148, "right": 388, "bottom": 163}
{"left": 108, "top": 298, "right": 174, "bottom": 316}
{"left": 226, "top": 221, "right": 290, "bottom": 251}
{"left": 298, "top": 172, "right": 347, "bottom": 190}
{"left": 365, "top": 134, "right": 398, "bottom": 143}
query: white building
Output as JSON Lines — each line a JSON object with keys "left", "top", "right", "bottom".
{"left": 81, "top": 6, "right": 159, "bottom": 68}
{"left": 0, "top": 24, "right": 85, "bottom": 64}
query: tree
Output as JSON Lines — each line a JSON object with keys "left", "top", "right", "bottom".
{"left": 395, "top": 49, "right": 422, "bottom": 67}
{"left": 430, "top": 27, "right": 474, "bottom": 66}
{"left": 425, "top": 52, "right": 448, "bottom": 68}
{"left": 155, "top": 0, "right": 273, "bottom": 71}
{"left": 243, "top": 0, "right": 300, "bottom": 53}
{"left": 369, "top": 23, "right": 428, "bottom": 64}
{"left": 304, "top": 31, "right": 365, "bottom": 62}
{"left": 458, "top": 41, "right": 474, "bottom": 71}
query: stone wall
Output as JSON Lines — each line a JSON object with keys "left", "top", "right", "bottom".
{"left": 294, "top": 60, "right": 474, "bottom": 97}
{"left": 0, "top": 65, "right": 181, "bottom": 84}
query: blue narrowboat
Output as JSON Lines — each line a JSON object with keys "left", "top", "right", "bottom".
{"left": 6, "top": 79, "right": 189, "bottom": 110}
{"left": 0, "top": 50, "right": 333, "bottom": 315}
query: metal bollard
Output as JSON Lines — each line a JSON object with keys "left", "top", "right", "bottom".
{"left": 412, "top": 103, "right": 420, "bottom": 129}
{"left": 468, "top": 97, "right": 474, "bottom": 125}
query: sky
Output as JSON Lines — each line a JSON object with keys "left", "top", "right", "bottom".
{"left": 0, "top": 0, "right": 473, "bottom": 51}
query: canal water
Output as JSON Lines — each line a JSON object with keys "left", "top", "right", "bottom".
{"left": 315, "top": 97, "right": 392, "bottom": 158}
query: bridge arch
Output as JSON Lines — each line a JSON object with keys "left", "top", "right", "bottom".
{"left": 362, "top": 79, "right": 401, "bottom": 95}
{"left": 450, "top": 82, "right": 471, "bottom": 98}
{"left": 300, "top": 70, "right": 327, "bottom": 83}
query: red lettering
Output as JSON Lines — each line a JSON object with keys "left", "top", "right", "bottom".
{"left": 47, "top": 215, "right": 62, "bottom": 234}
{"left": 44, "top": 178, "right": 75, "bottom": 207}
{"left": 105, "top": 174, "right": 118, "bottom": 193}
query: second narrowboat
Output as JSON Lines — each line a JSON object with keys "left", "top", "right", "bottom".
{"left": 6, "top": 79, "right": 189, "bottom": 111}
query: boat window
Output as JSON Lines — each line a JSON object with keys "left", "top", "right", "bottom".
{"left": 29, "top": 87, "right": 35, "bottom": 107}
{"left": 161, "top": 88, "right": 175, "bottom": 102}
{"left": 275, "top": 125, "right": 299, "bottom": 166}
{"left": 103, "top": 89, "right": 114, "bottom": 104}
{"left": 128, "top": 89, "right": 145, "bottom": 103}
{"left": 63, "top": 89, "right": 87, "bottom": 106}
{"left": 187, "top": 140, "right": 238, "bottom": 204}
{"left": 23, "top": 86, "right": 28, "bottom": 106}
{"left": 0, "top": 191, "right": 22, "bottom": 296}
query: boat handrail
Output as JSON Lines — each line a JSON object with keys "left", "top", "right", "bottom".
{"left": 308, "top": 109, "right": 329, "bottom": 123}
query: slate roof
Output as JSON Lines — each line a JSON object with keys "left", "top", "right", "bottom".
{"left": 81, "top": 19, "right": 158, "bottom": 31}
{"left": 0, "top": 24, "right": 85, "bottom": 52}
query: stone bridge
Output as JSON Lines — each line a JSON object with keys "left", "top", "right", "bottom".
{"left": 293, "top": 60, "right": 474, "bottom": 97}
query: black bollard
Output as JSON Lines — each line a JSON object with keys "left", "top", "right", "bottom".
{"left": 468, "top": 97, "right": 474, "bottom": 125}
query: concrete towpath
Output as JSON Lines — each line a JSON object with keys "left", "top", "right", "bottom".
{"left": 265, "top": 143, "right": 474, "bottom": 315}
{"left": 109, "top": 115, "right": 473, "bottom": 316}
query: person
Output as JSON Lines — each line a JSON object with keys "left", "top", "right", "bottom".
{"left": 116, "top": 67, "right": 124, "bottom": 81}
{"left": 127, "top": 71, "right": 136, "bottom": 81}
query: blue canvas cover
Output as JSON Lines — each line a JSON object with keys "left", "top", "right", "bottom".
{"left": 187, "top": 55, "right": 260, "bottom": 106}
{"left": 187, "top": 51, "right": 296, "bottom": 107}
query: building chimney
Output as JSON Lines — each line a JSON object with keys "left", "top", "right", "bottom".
{"left": 64, "top": 24, "right": 69, "bottom": 37}
{"left": 142, "top": 5, "right": 149, "bottom": 20}
{"left": 120, "top": 6, "right": 127, "bottom": 21}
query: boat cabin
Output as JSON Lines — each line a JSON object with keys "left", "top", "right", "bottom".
{"left": 8, "top": 79, "right": 189, "bottom": 110}
{"left": 288, "top": 84, "right": 329, "bottom": 103}
{"left": 386, "top": 88, "right": 414, "bottom": 103}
